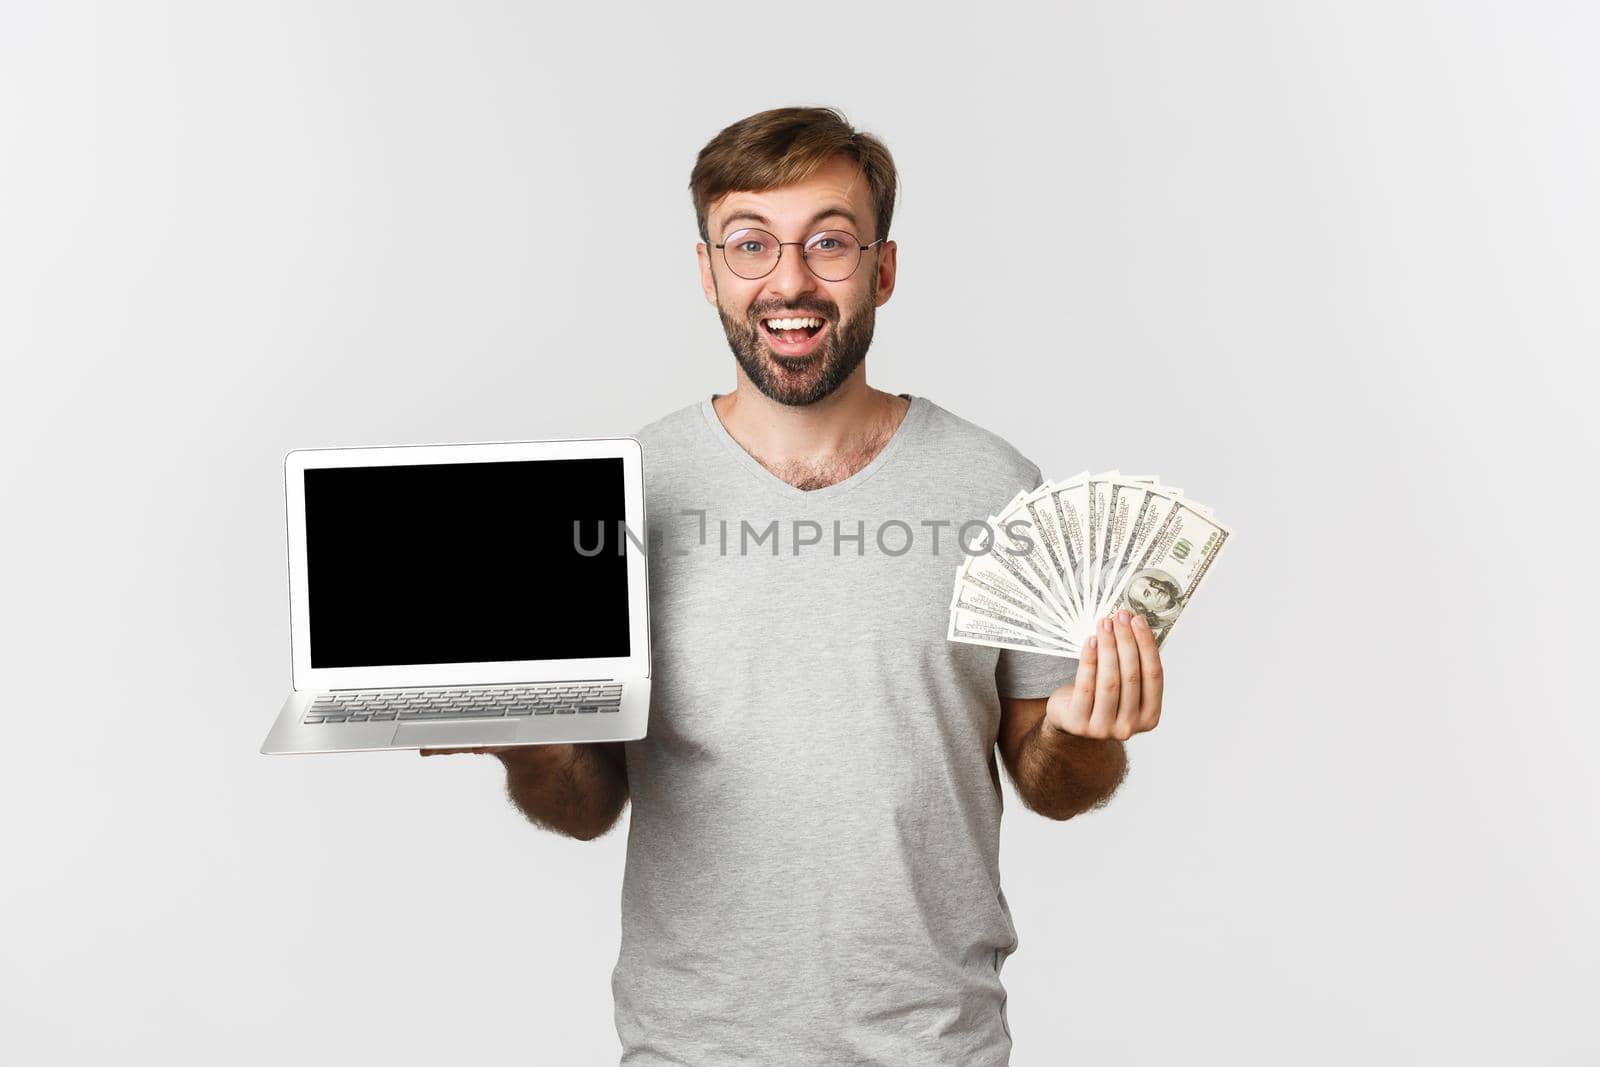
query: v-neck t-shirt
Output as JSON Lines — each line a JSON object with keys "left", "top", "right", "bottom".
{"left": 612, "top": 392, "right": 1079, "bottom": 1065}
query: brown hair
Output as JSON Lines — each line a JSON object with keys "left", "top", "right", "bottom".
{"left": 689, "top": 106, "right": 899, "bottom": 245}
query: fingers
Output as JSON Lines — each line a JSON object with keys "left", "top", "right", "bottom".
{"left": 1049, "top": 634, "right": 1099, "bottom": 736}
{"left": 1049, "top": 613, "right": 1165, "bottom": 742}
{"left": 1090, "top": 615, "right": 1121, "bottom": 736}
{"left": 1131, "top": 611, "right": 1164, "bottom": 732}
{"left": 1111, "top": 611, "right": 1143, "bottom": 741}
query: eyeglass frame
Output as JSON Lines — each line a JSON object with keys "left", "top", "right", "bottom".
{"left": 711, "top": 227, "right": 887, "bottom": 282}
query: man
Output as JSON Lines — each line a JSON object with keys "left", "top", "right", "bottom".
{"left": 426, "top": 106, "right": 1165, "bottom": 1065}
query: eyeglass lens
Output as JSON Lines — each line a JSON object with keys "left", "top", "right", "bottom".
{"left": 721, "top": 229, "right": 865, "bottom": 281}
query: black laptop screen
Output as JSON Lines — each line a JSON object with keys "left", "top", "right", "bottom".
{"left": 303, "top": 457, "right": 631, "bottom": 669}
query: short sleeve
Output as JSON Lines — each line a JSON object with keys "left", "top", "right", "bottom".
{"left": 996, "top": 647, "right": 1079, "bottom": 699}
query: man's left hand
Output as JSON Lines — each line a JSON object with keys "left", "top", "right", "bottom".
{"left": 1043, "top": 609, "right": 1164, "bottom": 741}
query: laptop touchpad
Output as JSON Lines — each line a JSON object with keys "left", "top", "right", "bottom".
{"left": 392, "top": 720, "right": 525, "bottom": 748}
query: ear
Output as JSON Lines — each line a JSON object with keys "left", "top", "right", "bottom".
{"left": 697, "top": 242, "right": 718, "bottom": 307}
{"left": 873, "top": 239, "right": 898, "bottom": 308}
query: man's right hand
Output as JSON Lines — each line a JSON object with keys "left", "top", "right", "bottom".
{"left": 417, "top": 742, "right": 630, "bottom": 841}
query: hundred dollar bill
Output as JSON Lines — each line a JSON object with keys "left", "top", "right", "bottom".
{"left": 950, "top": 582, "right": 1077, "bottom": 649}
{"left": 1043, "top": 475, "right": 1092, "bottom": 620}
{"left": 958, "top": 511, "right": 1075, "bottom": 630}
{"left": 1084, "top": 472, "right": 1163, "bottom": 618}
{"left": 1021, "top": 472, "right": 1088, "bottom": 624}
{"left": 1084, "top": 472, "right": 1118, "bottom": 617}
{"left": 949, "top": 466, "right": 1232, "bottom": 658}
{"left": 1090, "top": 478, "right": 1130, "bottom": 618}
{"left": 954, "top": 563, "right": 1077, "bottom": 642}
{"left": 1090, "top": 477, "right": 1178, "bottom": 622}
{"left": 1098, "top": 484, "right": 1181, "bottom": 627}
{"left": 1105, "top": 499, "right": 1232, "bottom": 648}
{"left": 993, "top": 492, "right": 1078, "bottom": 625}
{"left": 948, "top": 607, "right": 1079, "bottom": 658}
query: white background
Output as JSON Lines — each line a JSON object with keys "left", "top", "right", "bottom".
{"left": 3, "top": 2, "right": 1595, "bottom": 1064}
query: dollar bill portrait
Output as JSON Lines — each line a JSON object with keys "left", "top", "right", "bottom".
{"left": 1116, "top": 568, "right": 1184, "bottom": 642}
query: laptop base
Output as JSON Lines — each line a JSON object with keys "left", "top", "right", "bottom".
{"left": 260, "top": 677, "right": 650, "bottom": 754}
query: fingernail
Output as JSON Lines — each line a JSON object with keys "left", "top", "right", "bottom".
{"left": 1086, "top": 635, "right": 1097, "bottom": 651}
{"left": 1101, "top": 616, "right": 1112, "bottom": 632}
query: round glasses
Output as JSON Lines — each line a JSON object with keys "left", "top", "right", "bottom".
{"left": 714, "top": 228, "right": 885, "bottom": 282}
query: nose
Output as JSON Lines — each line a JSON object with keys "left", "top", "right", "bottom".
{"left": 762, "top": 242, "right": 821, "bottom": 302}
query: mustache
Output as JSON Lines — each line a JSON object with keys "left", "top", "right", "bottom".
{"left": 748, "top": 302, "right": 836, "bottom": 322}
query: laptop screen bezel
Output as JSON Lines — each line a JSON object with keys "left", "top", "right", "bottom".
{"left": 284, "top": 437, "right": 650, "bottom": 691}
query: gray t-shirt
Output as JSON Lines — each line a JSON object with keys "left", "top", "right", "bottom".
{"left": 613, "top": 393, "right": 1078, "bottom": 1065}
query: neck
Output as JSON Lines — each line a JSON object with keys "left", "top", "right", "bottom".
{"left": 711, "top": 371, "right": 911, "bottom": 488}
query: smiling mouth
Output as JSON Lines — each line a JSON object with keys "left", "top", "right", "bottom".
{"left": 761, "top": 320, "right": 824, "bottom": 341}
{"left": 758, "top": 316, "right": 828, "bottom": 357}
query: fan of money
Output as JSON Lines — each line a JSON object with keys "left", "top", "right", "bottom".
{"left": 947, "top": 470, "right": 1232, "bottom": 658}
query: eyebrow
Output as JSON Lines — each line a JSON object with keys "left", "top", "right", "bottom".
{"left": 718, "top": 206, "right": 860, "bottom": 235}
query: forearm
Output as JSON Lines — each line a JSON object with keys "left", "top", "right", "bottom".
{"left": 496, "top": 742, "right": 629, "bottom": 841}
{"left": 1013, "top": 719, "right": 1128, "bottom": 821}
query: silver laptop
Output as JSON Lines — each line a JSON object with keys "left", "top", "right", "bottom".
{"left": 260, "top": 436, "right": 651, "bottom": 755}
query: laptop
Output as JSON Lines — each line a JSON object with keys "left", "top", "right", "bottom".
{"left": 260, "top": 436, "right": 651, "bottom": 755}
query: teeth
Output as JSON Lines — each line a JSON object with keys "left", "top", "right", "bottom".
{"left": 764, "top": 317, "right": 822, "bottom": 331}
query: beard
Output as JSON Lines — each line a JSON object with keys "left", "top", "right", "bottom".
{"left": 716, "top": 288, "right": 877, "bottom": 407}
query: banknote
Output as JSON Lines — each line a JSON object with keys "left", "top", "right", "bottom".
{"left": 1104, "top": 499, "right": 1231, "bottom": 648}
{"left": 947, "top": 472, "right": 1231, "bottom": 658}
{"left": 1022, "top": 472, "right": 1088, "bottom": 623}
{"left": 947, "top": 608, "right": 1078, "bottom": 657}
{"left": 955, "top": 566, "right": 1076, "bottom": 643}
{"left": 950, "top": 582, "right": 1075, "bottom": 647}
{"left": 956, "top": 511, "right": 1075, "bottom": 629}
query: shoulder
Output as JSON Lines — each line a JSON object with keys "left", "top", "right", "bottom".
{"left": 630, "top": 397, "right": 718, "bottom": 496}
{"left": 630, "top": 398, "right": 705, "bottom": 450}
{"left": 912, "top": 395, "right": 1045, "bottom": 489}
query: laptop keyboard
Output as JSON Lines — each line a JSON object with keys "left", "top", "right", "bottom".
{"left": 302, "top": 683, "right": 623, "bottom": 724}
